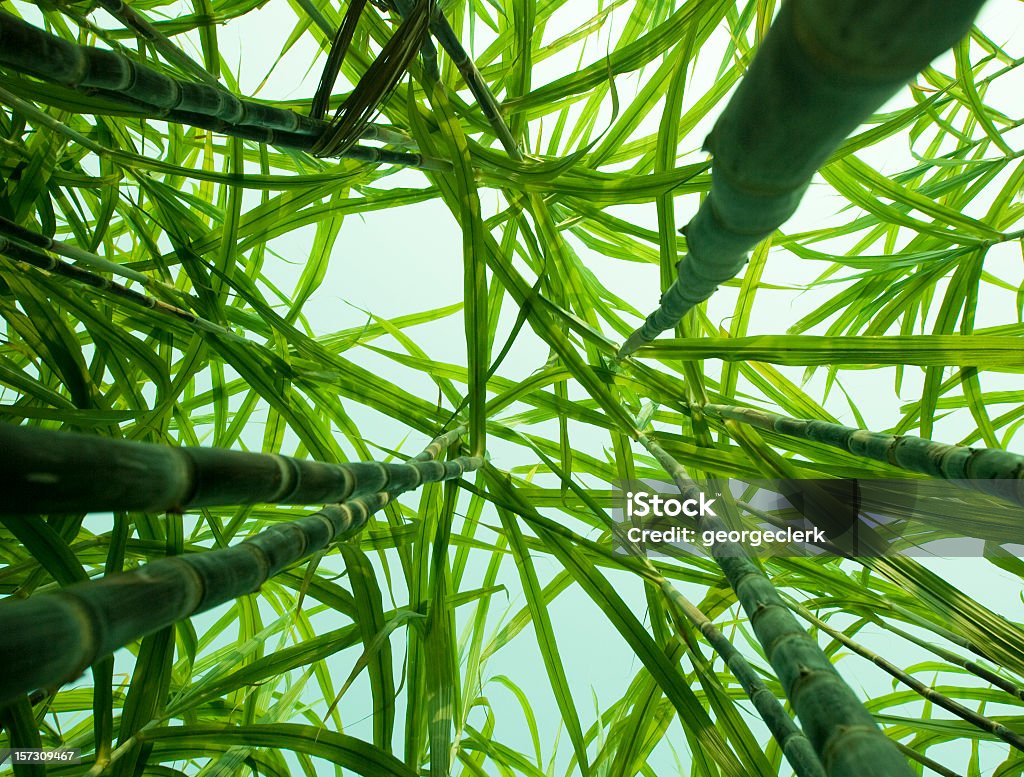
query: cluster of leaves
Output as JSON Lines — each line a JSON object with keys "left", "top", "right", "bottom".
{"left": 1, "top": 0, "right": 1024, "bottom": 775}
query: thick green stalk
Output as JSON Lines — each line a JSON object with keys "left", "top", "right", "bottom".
{"left": 788, "top": 599, "right": 1024, "bottom": 752}
{"left": 0, "top": 496, "right": 381, "bottom": 705}
{"left": 636, "top": 431, "right": 915, "bottom": 777}
{"left": 0, "top": 423, "right": 483, "bottom": 515}
{"left": 618, "top": 0, "right": 988, "bottom": 356}
{"left": 0, "top": 225, "right": 328, "bottom": 366}
{"left": 0, "top": 216, "right": 154, "bottom": 286}
{"left": 0, "top": 430, "right": 466, "bottom": 704}
{"left": 0, "top": 12, "right": 449, "bottom": 169}
{"left": 90, "top": 0, "right": 220, "bottom": 85}
{"left": 0, "top": 11, "right": 317, "bottom": 133}
{"left": 703, "top": 403, "right": 1024, "bottom": 506}
{"left": 136, "top": 103, "right": 450, "bottom": 169}
{"left": 501, "top": 425, "right": 823, "bottom": 774}
{"left": 894, "top": 742, "right": 963, "bottom": 777}
{"left": 657, "top": 579, "right": 826, "bottom": 777}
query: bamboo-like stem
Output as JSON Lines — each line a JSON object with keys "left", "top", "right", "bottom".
{"left": 0, "top": 224, "right": 295, "bottom": 353}
{"left": 0, "top": 423, "right": 483, "bottom": 515}
{"left": 0, "top": 215, "right": 152, "bottom": 286}
{"left": 499, "top": 431, "right": 824, "bottom": 774}
{"left": 384, "top": 0, "right": 440, "bottom": 81}
{"left": 870, "top": 617, "right": 1024, "bottom": 702}
{"left": 121, "top": 97, "right": 450, "bottom": 169}
{"left": 894, "top": 742, "right": 963, "bottom": 777}
{"left": 788, "top": 599, "right": 1024, "bottom": 752}
{"left": 701, "top": 403, "right": 1024, "bottom": 506}
{"left": 358, "top": 123, "right": 417, "bottom": 147}
{"left": 617, "top": 0, "right": 987, "bottom": 356}
{"left": 0, "top": 236, "right": 231, "bottom": 337}
{"left": 410, "top": 426, "right": 467, "bottom": 461}
{"left": 657, "top": 579, "right": 826, "bottom": 777}
{"left": 0, "top": 496, "right": 385, "bottom": 704}
{"left": 401, "top": 2, "right": 521, "bottom": 161}
{"left": 0, "top": 12, "right": 449, "bottom": 169}
{"left": 635, "top": 430, "right": 915, "bottom": 777}
{"left": 0, "top": 11, "right": 317, "bottom": 133}
{"left": 90, "top": 0, "right": 220, "bottom": 85}
{"left": 0, "top": 431, "right": 467, "bottom": 705}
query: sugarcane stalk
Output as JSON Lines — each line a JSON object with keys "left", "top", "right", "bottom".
{"left": 90, "top": 0, "right": 220, "bottom": 85}
{"left": 0, "top": 224, "right": 310, "bottom": 356}
{"left": 0, "top": 236, "right": 227, "bottom": 334}
{"left": 618, "top": 0, "right": 988, "bottom": 357}
{"left": 788, "top": 598, "right": 1024, "bottom": 752}
{"left": 894, "top": 742, "right": 963, "bottom": 777}
{"left": 428, "top": 12, "right": 523, "bottom": 161}
{"left": 507, "top": 428, "right": 824, "bottom": 775}
{"left": 0, "top": 215, "right": 153, "bottom": 286}
{"left": 0, "top": 496, "right": 384, "bottom": 705}
{"left": 701, "top": 403, "right": 1024, "bottom": 506}
{"left": 870, "top": 617, "right": 1024, "bottom": 703}
{"left": 0, "top": 234, "right": 309, "bottom": 376}
{"left": 0, "top": 422, "right": 483, "bottom": 515}
{"left": 386, "top": 0, "right": 521, "bottom": 160}
{"left": 636, "top": 430, "right": 915, "bottom": 777}
{"left": 0, "top": 11, "right": 317, "bottom": 132}
{"left": 658, "top": 579, "right": 826, "bottom": 777}
{"left": 113, "top": 97, "right": 449, "bottom": 168}
{"left": 0, "top": 430, "right": 468, "bottom": 705}
{"left": 0, "top": 12, "right": 449, "bottom": 169}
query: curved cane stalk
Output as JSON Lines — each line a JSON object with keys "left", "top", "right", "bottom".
{"left": 636, "top": 430, "right": 915, "bottom": 777}
{"left": 869, "top": 617, "right": 1024, "bottom": 703}
{"left": 0, "top": 215, "right": 156, "bottom": 287}
{"left": 518, "top": 433, "right": 826, "bottom": 777}
{"left": 658, "top": 579, "right": 827, "bottom": 777}
{"left": 618, "top": 0, "right": 989, "bottom": 357}
{"left": 0, "top": 430, "right": 470, "bottom": 705}
{"left": 426, "top": 11, "right": 522, "bottom": 161}
{"left": 0, "top": 11, "right": 317, "bottom": 134}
